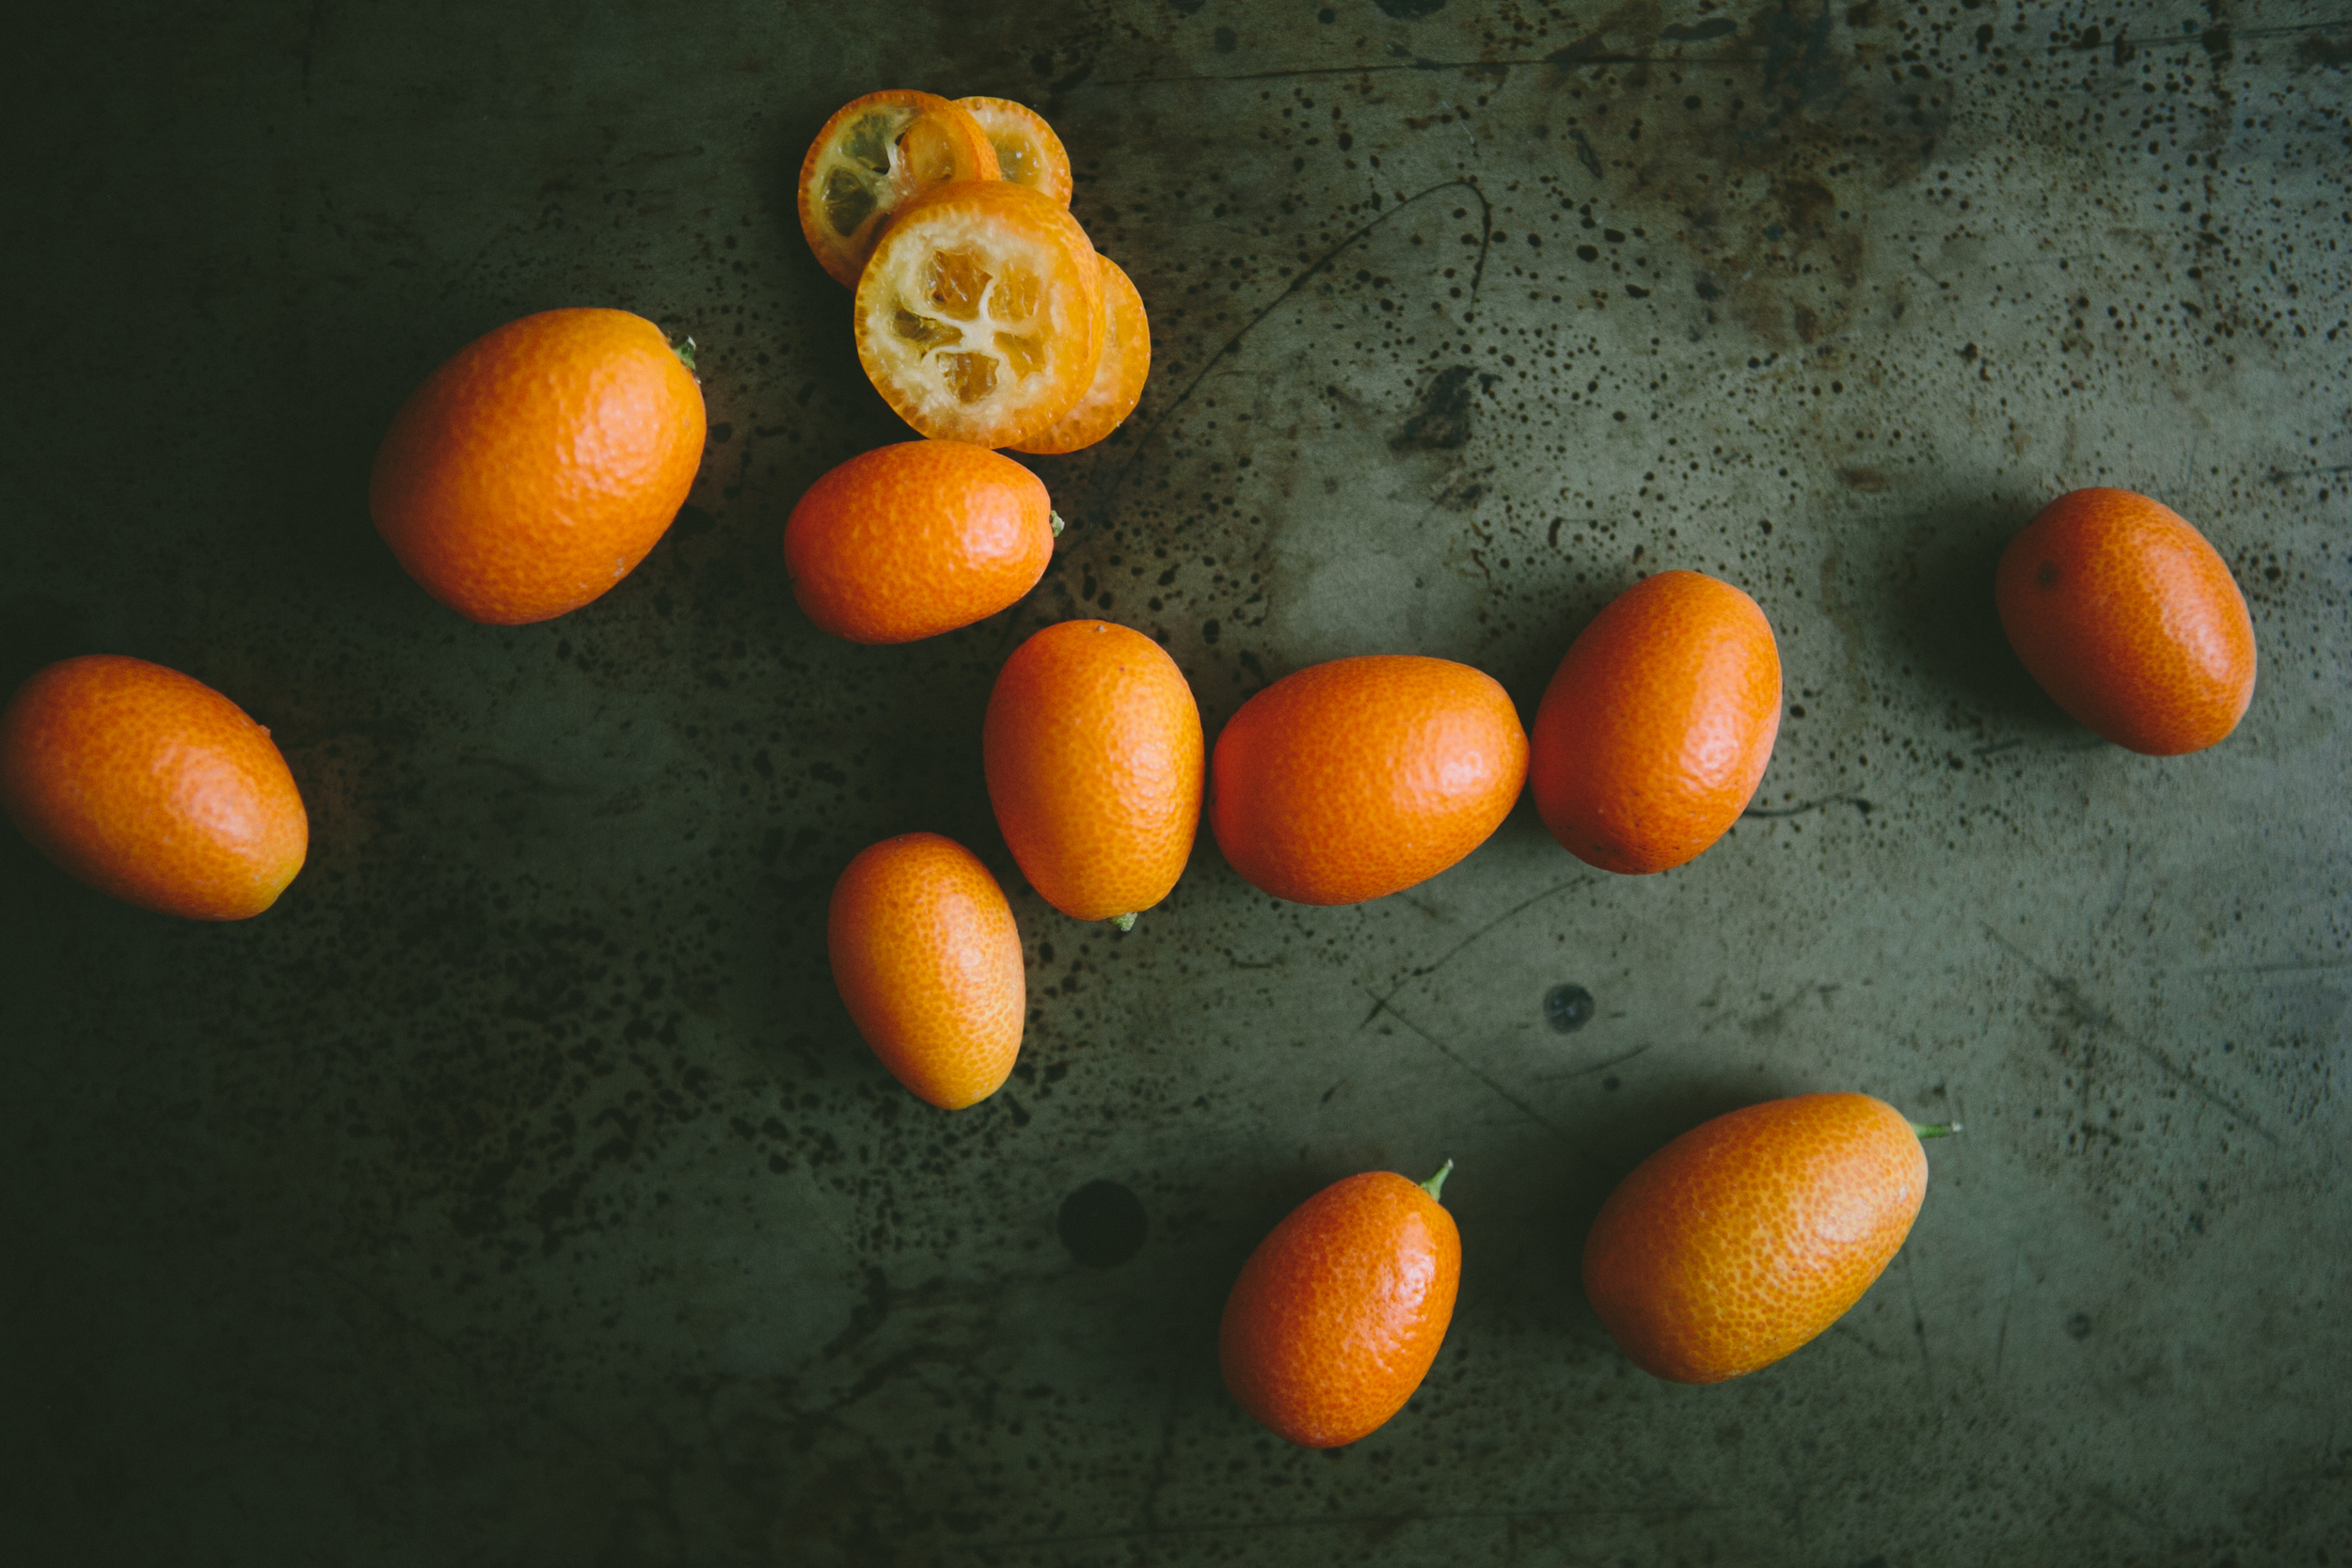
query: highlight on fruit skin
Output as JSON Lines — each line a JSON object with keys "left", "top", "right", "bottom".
{"left": 1581, "top": 1093, "right": 1952, "bottom": 1385}
{"left": 1219, "top": 1163, "right": 1461, "bottom": 1449}
{"left": 1530, "top": 568, "right": 1781, "bottom": 875}
{"left": 797, "top": 90, "right": 1001, "bottom": 287}
{"left": 1994, "top": 486, "right": 2256, "bottom": 755}
{"left": 784, "top": 439, "right": 1057, "bottom": 643}
{"left": 370, "top": 308, "right": 707, "bottom": 626}
{"left": 0, "top": 655, "right": 309, "bottom": 921}
{"left": 826, "top": 832, "right": 1025, "bottom": 1110}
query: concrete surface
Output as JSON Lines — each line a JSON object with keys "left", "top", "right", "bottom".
{"left": 4, "top": 2, "right": 2347, "bottom": 1563}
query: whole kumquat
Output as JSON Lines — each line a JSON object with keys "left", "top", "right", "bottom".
{"left": 1, "top": 656, "right": 309, "bottom": 921}
{"left": 1220, "top": 1163, "right": 1461, "bottom": 1449}
{"left": 1994, "top": 486, "right": 2256, "bottom": 755}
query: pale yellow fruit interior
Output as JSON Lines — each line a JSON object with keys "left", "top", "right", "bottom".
{"left": 867, "top": 209, "right": 1065, "bottom": 420}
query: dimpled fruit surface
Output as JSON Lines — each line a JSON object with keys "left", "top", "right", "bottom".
{"left": 1581, "top": 1093, "right": 1931, "bottom": 1385}
{"left": 0, "top": 655, "right": 309, "bottom": 921}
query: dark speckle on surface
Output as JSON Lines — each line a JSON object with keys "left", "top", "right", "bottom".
{"left": 1057, "top": 1179, "right": 1148, "bottom": 1267}
{"left": 1544, "top": 983, "right": 1597, "bottom": 1033}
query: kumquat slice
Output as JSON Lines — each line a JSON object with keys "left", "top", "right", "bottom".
{"left": 853, "top": 180, "right": 1104, "bottom": 449}
{"left": 1013, "top": 254, "right": 1151, "bottom": 455}
{"left": 955, "top": 96, "right": 1074, "bottom": 206}
{"left": 798, "top": 90, "right": 999, "bottom": 288}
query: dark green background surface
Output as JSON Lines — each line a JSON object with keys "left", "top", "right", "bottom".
{"left": 5, "top": 2, "right": 2347, "bottom": 1563}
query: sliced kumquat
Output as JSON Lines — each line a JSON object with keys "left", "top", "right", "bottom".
{"left": 854, "top": 181, "right": 1104, "bottom": 448}
{"left": 1014, "top": 254, "right": 1151, "bottom": 455}
{"left": 797, "top": 90, "right": 999, "bottom": 288}
{"left": 956, "top": 96, "right": 1074, "bottom": 205}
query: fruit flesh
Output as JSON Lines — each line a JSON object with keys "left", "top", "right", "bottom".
{"left": 798, "top": 93, "right": 999, "bottom": 288}
{"left": 856, "top": 184, "right": 1103, "bottom": 447}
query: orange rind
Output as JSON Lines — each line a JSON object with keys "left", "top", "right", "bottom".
{"left": 797, "top": 90, "right": 1000, "bottom": 288}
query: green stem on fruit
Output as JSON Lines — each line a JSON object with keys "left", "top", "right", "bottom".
{"left": 1419, "top": 1160, "right": 1454, "bottom": 1202}
{"left": 1911, "top": 1121, "right": 1962, "bottom": 1139}
{"left": 670, "top": 335, "right": 698, "bottom": 373}
{"left": 1050, "top": 510, "right": 1065, "bottom": 538}
{"left": 1108, "top": 911, "right": 1137, "bottom": 932}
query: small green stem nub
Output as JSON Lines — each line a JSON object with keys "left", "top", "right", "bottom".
{"left": 671, "top": 335, "right": 698, "bottom": 373}
{"left": 1419, "top": 1160, "right": 1454, "bottom": 1202}
{"left": 1911, "top": 1121, "right": 1962, "bottom": 1139}
{"left": 1108, "top": 911, "right": 1137, "bottom": 932}
{"left": 1050, "top": 510, "right": 1066, "bottom": 538}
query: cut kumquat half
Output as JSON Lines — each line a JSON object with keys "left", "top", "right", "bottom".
{"left": 797, "top": 90, "right": 1000, "bottom": 288}
{"left": 956, "top": 96, "right": 1073, "bottom": 206}
{"left": 1013, "top": 254, "right": 1151, "bottom": 455}
{"left": 854, "top": 180, "right": 1104, "bottom": 449}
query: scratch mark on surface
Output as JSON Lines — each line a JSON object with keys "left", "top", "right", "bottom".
{"left": 1098, "top": 179, "right": 1492, "bottom": 524}
{"left": 1983, "top": 927, "right": 2279, "bottom": 1144}
{"left": 1540, "top": 1043, "right": 1654, "bottom": 1082}
{"left": 1366, "top": 989, "right": 1577, "bottom": 1148}
{"left": 1741, "top": 795, "right": 1873, "bottom": 820}
{"left": 1407, "top": 875, "right": 1596, "bottom": 979}
{"left": 1900, "top": 1246, "right": 1933, "bottom": 1393}
{"left": 1992, "top": 1245, "right": 2022, "bottom": 1384}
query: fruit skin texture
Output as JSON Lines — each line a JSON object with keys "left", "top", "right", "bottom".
{"left": 983, "top": 621, "right": 1203, "bottom": 922}
{"left": 1209, "top": 656, "right": 1528, "bottom": 906}
{"left": 371, "top": 308, "right": 706, "bottom": 626}
{"left": 1219, "top": 1170, "right": 1461, "bottom": 1449}
{"left": 1581, "top": 1093, "right": 1930, "bottom": 1385}
{"left": 1, "top": 656, "right": 308, "bottom": 921}
{"left": 784, "top": 440, "right": 1055, "bottom": 643}
{"left": 827, "top": 833, "right": 1025, "bottom": 1110}
{"left": 1994, "top": 487, "right": 2256, "bottom": 755}
{"left": 1530, "top": 570, "right": 1781, "bottom": 876}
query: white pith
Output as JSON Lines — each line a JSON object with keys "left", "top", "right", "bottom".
{"left": 861, "top": 209, "right": 1080, "bottom": 430}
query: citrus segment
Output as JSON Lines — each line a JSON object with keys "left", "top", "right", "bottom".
{"left": 797, "top": 90, "right": 1000, "bottom": 288}
{"left": 827, "top": 832, "right": 1025, "bottom": 1110}
{"left": 855, "top": 181, "right": 1104, "bottom": 448}
{"left": 1012, "top": 255, "right": 1151, "bottom": 456}
{"left": 1, "top": 656, "right": 309, "bottom": 921}
{"left": 955, "top": 96, "right": 1074, "bottom": 205}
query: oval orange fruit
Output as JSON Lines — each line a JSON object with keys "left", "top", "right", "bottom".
{"left": 797, "top": 90, "right": 1001, "bottom": 288}
{"left": 827, "top": 832, "right": 1025, "bottom": 1110}
{"left": 1220, "top": 1163, "right": 1461, "bottom": 1449}
{"left": 1994, "top": 486, "right": 2256, "bottom": 755}
{"left": 1582, "top": 1093, "right": 1952, "bottom": 1384}
{"left": 1010, "top": 255, "right": 1152, "bottom": 457}
{"left": 955, "top": 96, "right": 1073, "bottom": 205}
{"left": 854, "top": 180, "right": 1104, "bottom": 449}
{"left": 1209, "top": 655, "right": 1527, "bottom": 906}
{"left": 982, "top": 621, "right": 1203, "bottom": 926}
{"left": 1, "top": 656, "right": 308, "bottom": 921}
{"left": 371, "top": 308, "right": 707, "bottom": 626}
{"left": 1529, "top": 570, "right": 1781, "bottom": 875}
{"left": 784, "top": 440, "right": 1058, "bottom": 643}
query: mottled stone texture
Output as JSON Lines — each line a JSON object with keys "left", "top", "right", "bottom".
{"left": 3, "top": 2, "right": 2346, "bottom": 1563}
